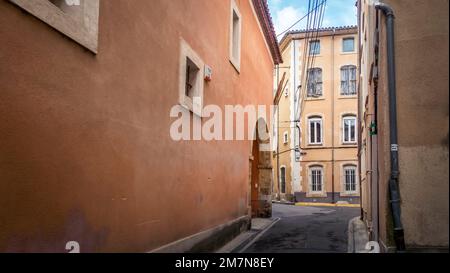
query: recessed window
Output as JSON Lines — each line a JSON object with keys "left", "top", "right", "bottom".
{"left": 229, "top": 0, "right": 242, "bottom": 72}
{"left": 309, "top": 166, "right": 323, "bottom": 193}
{"left": 307, "top": 68, "right": 323, "bottom": 97}
{"left": 309, "top": 40, "right": 320, "bottom": 55}
{"left": 185, "top": 57, "right": 200, "bottom": 99}
{"left": 10, "top": 0, "right": 99, "bottom": 53}
{"left": 343, "top": 37, "right": 355, "bottom": 52}
{"left": 280, "top": 167, "right": 286, "bottom": 194}
{"left": 341, "top": 65, "right": 357, "bottom": 95}
{"left": 344, "top": 165, "right": 357, "bottom": 193}
{"left": 308, "top": 117, "right": 323, "bottom": 145}
{"left": 179, "top": 39, "right": 204, "bottom": 116}
{"left": 343, "top": 116, "right": 357, "bottom": 143}
{"left": 283, "top": 132, "right": 288, "bottom": 144}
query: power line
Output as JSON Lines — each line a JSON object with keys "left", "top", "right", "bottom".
{"left": 276, "top": 0, "right": 327, "bottom": 38}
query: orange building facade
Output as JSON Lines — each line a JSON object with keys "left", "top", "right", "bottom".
{"left": 0, "top": 0, "right": 281, "bottom": 252}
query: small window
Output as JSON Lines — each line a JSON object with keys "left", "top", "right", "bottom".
{"left": 341, "top": 65, "right": 357, "bottom": 95}
{"left": 309, "top": 166, "right": 323, "bottom": 193}
{"left": 229, "top": 0, "right": 242, "bottom": 72}
{"left": 280, "top": 167, "right": 286, "bottom": 194}
{"left": 185, "top": 57, "right": 200, "bottom": 99}
{"left": 308, "top": 117, "right": 323, "bottom": 145}
{"left": 309, "top": 40, "right": 320, "bottom": 55}
{"left": 283, "top": 132, "right": 288, "bottom": 144}
{"left": 343, "top": 116, "right": 357, "bottom": 143}
{"left": 10, "top": 0, "right": 99, "bottom": 53}
{"left": 179, "top": 39, "right": 204, "bottom": 116}
{"left": 284, "top": 87, "right": 289, "bottom": 97}
{"left": 307, "top": 68, "right": 323, "bottom": 97}
{"left": 343, "top": 38, "right": 355, "bottom": 52}
{"left": 344, "top": 165, "right": 357, "bottom": 193}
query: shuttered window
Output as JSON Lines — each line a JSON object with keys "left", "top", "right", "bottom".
{"left": 307, "top": 68, "right": 323, "bottom": 97}
{"left": 341, "top": 65, "right": 357, "bottom": 95}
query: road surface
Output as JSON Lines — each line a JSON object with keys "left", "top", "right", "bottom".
{"left": 244, "top": 204, "right": 360, "bottom": 253}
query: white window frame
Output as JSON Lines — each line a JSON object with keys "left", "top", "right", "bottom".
{"left": 9, "top": 0, "right": 100, "bottom": 53}
{"left": 309, "top": 166, "right": 324, "bottom": 194}
{"left": 342, "top": 116, "right": 357, "bottom": 144}
{"left": 229, "top": 0, "right": 242, "bottom": 72}
{"left": 283, "top": 132, "right": 288, "bottom": 144}
{"left": 279, "top": 166, "right": 286, "bottom": 194}
{"left": 343, "top": 165, "right": 358, "bottom": 194}
{"left": 308, "top": 117, "right": 323, "bottom": 145}
{"left": 179, "top": 38, "right": 205, "bottom": 117}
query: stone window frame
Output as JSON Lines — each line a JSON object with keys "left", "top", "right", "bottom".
{"left": 178, "top": 38, "right": 205, "bottom": 117}
{"left": 341, "top": 114, "right": 358, "bottom": 144}
{"left": 307, "top": 164, "right": 326, "bottom": 197}
{"left": 229, "top": 0, "right": 242, "bottom": 73}
{"left": 307, "top": 115, "right": 324, "bottom": 146}
{"left": 9, "top": 0, "right": 100, "bottom": 53}
{"left": 340, "top": 163, "right": 359, "bottom": 196}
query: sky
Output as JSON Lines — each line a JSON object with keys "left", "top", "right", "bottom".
{"left": 268, "top": 0, "right": 357, "bottom": 38}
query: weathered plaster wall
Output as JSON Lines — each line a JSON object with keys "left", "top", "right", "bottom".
{"left": 377, "top": 0, "right": 449, "bottom": 248}
{"left": 0, "top": 0, "right": 275, "bottom": 252}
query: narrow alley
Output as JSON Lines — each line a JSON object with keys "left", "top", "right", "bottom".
{"left": 244, "top": 204, "right": 360, "bottom": 253}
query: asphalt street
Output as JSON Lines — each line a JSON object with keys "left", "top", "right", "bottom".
{"left": 244, "top": 204, "right": 360, "bottom": 253}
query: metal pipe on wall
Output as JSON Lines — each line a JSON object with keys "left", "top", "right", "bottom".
{"left": 374, "top": 1, "right": 406, "bottom": 252}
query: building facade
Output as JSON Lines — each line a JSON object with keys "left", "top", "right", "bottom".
{"left": 0, "top": 0, "right": 281, "bottom": 252}
{"left": 273, "top": 27, "right": 360, "bottom": 204}
{"left": 358, "top": 0, "right": 449, "bottom": 252}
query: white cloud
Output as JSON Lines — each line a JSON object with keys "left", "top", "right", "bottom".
{"left": 273, "top": 6, "right": 307, "bottom": 38}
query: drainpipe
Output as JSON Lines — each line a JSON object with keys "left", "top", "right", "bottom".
{"left": 331, "top": 28, "right": 336, "bottom": 204}
{"left": 374, "top": 1, "right": 406, "bottom": 252}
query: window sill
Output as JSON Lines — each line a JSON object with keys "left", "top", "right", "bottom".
{"left": 342, "top": 142, "right": 357, "bottom": 146}
{"left": 337, "top": 95, "right": 357, "bottom": 100}
{"left": 308, "top": 143, "right": 323, "bottom": 147}
{"left": 341, "top": 51, "right": 357, "bottom": 55}
{"left": 305, "top": 97, "right": 326, "bottom": 101}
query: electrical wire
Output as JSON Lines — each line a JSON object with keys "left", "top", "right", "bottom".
{"left": 276, "top": 0, "right": 327, "bottom": 38}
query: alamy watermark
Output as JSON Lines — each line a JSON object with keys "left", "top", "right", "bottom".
{"left": 170, "top": 97, "right": 274, "bottom": 150}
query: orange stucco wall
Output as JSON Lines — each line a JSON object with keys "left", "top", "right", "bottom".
{"left": 0, "top": 0, "right": 274, "bottom": 252}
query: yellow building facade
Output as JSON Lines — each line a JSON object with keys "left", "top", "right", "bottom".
{"left": 273, "top": 27, "right": 360, "bottom": 204}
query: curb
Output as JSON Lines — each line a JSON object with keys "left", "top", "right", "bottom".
{"left": 296, "top": 202, "right": 361, "bottom": 208}
{"left": 237, "top": 217, "right": 281, "bottom": 253}
{"left": 272, "top": 200, "right": 296, "bottom": 205}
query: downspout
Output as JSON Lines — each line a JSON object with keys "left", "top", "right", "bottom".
{"left": 276, "top": 64, "right": 280, "bottom": 200}
{"left": 356, "top": 0, "right": 363, "bottom": 220}
{"left": 331, "top": 28, "right": 336, "bottom": 204}
{"left": 374, "top": 2, "right": 406, "bottom": 252}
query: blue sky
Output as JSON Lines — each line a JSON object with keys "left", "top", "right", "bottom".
{"left": 268, "top": 0, "right": 357, "bottom": 38}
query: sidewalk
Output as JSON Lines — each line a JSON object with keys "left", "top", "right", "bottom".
{"left": 216, "top": 217, "right": 280, "bottom": 253}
